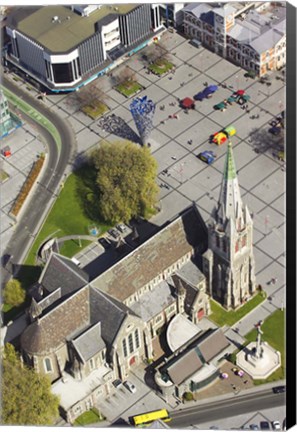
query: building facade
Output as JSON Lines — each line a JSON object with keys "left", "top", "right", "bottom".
{"left": 182, "top": 2, "right": 286, "bottom": 76}
{"left": 5, "top": 4, "right": 164, "bottom": 91}
{"left": 203, "top": 142, "right": 256, "bottom": 310}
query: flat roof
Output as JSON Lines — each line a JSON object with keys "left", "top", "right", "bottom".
{"left": 14, "top": 5, "right": 139, "bottom": 53}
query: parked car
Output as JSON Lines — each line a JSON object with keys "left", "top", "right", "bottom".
{"left": 197, "top": 150, "right": 216, "bottom": 165}
{"left": 117, "top": 223, "right": 127, "bottom": 233}
{"left": 124, "top": 380, "right": 136, "bottom": 394}
{"left": 272, "top": 421, "right": 281, "bottom": 430}
{"left": 108, "top": 228, "right": 120, "bottom": 239}
{"left": 98, "top": 237, "right": 112, "bottom": 249}
{"left": 113, "top": 379, "right": 123, "bottom": 389}
{"left": 249, "top": 425, "right": 259, "bottom": 430}
{"left": 2, "top": 146, "right": 11, "bottom": 157}
{"left": 272, "top": 385, "right": 286, "bottom": 394}
{"left": 260, "top": 421, "right": 270, "bottom": 430}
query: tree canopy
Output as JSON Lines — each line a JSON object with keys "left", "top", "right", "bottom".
{"left": 2, "top": 344, "right": 60, "bottom": 425}
{"left": 3, "top": 278, "right": 26, "bottom": 306}
{"left": 91, "top": 141, "right": 159, "bottom": 224}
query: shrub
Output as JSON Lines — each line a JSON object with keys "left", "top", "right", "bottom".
{"left": 183, "top": 392, "right": 194, "bottom": 402}
{"left": 3, "top": 279, "right": 26, "bottom": 307}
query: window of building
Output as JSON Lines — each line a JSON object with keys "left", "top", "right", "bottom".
{"left": 89, "top": 358, "right": 95, "bottom": 370}
{"left": 101, "top": 350, "right": 105, "bottom": 361}
{"left": 122, "top": 338, "right": 128, "bottom": 358}
{"left": 52, "top": 62, "right": 74, "bottom": 83}
{"left": 216, "top": 237, "right": 220, "bottom": 248}
{"left": 223, "top": 240, "right": 227, "bottom": 253}
{"left": 155, "top": 315, "right": 162, "bottom": 324}
{"left": 44, "top": 357, "right": 53, "bottom": 373}
{"left": 128, "top": 333, "right": 134, "bottom": 354}
{"left": 134, "top": 329, "right": 140, "bottom": 349}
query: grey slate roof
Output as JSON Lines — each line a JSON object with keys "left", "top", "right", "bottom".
{"left": 89, "top": 286, "right": 132, "bottom": 347}
{"left": 167, "top": 348, "right": 203, "bottom": 385}
{"left": 197, "top": 328, "right": 229, "bottom": 362}
{"left": 72, "top": 322, "right": 105, "bottom": 363}
{"left": 132, "top": 280, "right": 175, "bottom": 322}
{"left": 39, "top": 252, "right": 89, "bottom": 297}
{"left": 91, "top": 205, "right": 207, "bottom": 302}
{"left": 21, "top": 286, "right": 90, "bottom": 355}
{"left": 176, "top": 258, "right": 205, "bottom": 287}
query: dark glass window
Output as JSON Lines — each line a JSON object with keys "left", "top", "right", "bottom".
{"left": 128, "top": 333, "right": 134, "bottom": 354}
{"left": 52, "top": 62, "right": 74, "bottom": 83}
{"left": 134, "top": 329, "right": 140, "bottom": 349}
{"left": 122, "top": 339, "right": 128, "bottom": 358}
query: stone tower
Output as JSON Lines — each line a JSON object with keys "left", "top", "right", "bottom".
{"left": 202, "top": 142, "right": 256, "bottom": 309}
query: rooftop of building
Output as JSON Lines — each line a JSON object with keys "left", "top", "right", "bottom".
{"left": 7, "top": 4, "right": 140, "bottom": 53}
{"left": 90, "top": 205, "right": 207, "bottom": 302}
{"left": 167, "top": 314, "right": 202, "bottom": 353}
{"left": 132, "top": 279, "right": 175, "bottom": 323}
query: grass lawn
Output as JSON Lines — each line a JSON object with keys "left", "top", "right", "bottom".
{"left": 82, "top": 100, "right": 109, "bottom": 120}
{"left": 244, "top": 309, "right": 285, "bottom": 384}
{"left": 18, "top": 166, "right": 110, "bottom": 289}
{"left": 74, "top": 408, "right": 104, "bottom": 426}
{"left": 115, "top": 80, "right": 143, "bottom": 97}
{"left": 148, "top": 58, "right": 174, "bottom": 76}
{"left": 209, "top": 292, "right": 266, "bottom": 327}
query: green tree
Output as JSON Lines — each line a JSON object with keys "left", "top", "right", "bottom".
{"left": 3, "top": 279, "right": 26, "bottom": 306}
{"left": 92, "top": 141, "right": 159, "bottom": 224}
{"left": 2, "top": 344, "right": 60, "bottom": 425}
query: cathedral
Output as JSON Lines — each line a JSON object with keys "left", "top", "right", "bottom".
{"left": 203, "top": 142, "right": 256, "bottom": 309}
{"left": 19, "top": 141, "right": 256, "bottom": 421}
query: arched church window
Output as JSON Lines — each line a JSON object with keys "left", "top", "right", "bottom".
{"left": 216, "top": 237, "right": 220, "bottom": 248}
{"left": 44, "top": 357, "right": 52, "bottom": 373}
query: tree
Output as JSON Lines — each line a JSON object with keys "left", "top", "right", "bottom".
{"left": 92, "top": 141, "right": 159, "bottom": 224}
{"left": 68, "top": 84, "right": 107, "bottom": 110}
{"left": 3, "top": 278, "right": 26, "bottom": 306}
{"left": 2, "top": 343, "right": 60, "bottom": 425}
{"left": 113, "top": 66, "right": 136, "bottom": 85}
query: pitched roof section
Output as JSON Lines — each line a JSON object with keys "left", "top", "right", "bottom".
{"left": 89, "top": 287, "right": 130, "bottom": 347}
{"left": 72, "top": 322, "right": 105, "bottom": 363}
{"left": 21, "top": 286, "right": 90, "bottom": 355}
{"left": 198, "top": 328, "right": 229, "bottom": 362}
{"left": 39, "top": 252, "right": 89, "bottom": 296}
{"left": 167, "top": 349, "right": 203, "bottom": 385}
{"left": 91, "top": 206, "right": 207, "bottom": 302}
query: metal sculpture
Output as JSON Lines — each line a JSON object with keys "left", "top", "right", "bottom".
{"left": 130, "top": 96, "right": 155, "bottom": 145}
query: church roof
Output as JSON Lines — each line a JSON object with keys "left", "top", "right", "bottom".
{"left": 197, "top": 328, "right": 229, "bottom": 362}
{"left": 21, "top": 286, "right": 90, "bottom": 355}
{"left": 72, "top": 322, "right": 105, "bottom": 363}
{"left": 91, "top": 206, "right": 207, "bottom": 302}
{"left": 89, "top": 287, "right": 132, "bottom": 347}
{"left": 39, "top": 252, "right": 89, "bottom": 296}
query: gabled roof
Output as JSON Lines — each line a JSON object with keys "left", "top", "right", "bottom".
{"left": 197, "top": 328, "right": 229, "bottom": 362}
{"left": 39, "top": 252, "right": 89, "bottom": 297}
{"left": 167, "top": 348, "right": 203, "bottom": 385}
{"left": 21, "top": 286, "right": 90, "bottom": 355}
{"left": 89, "top": 286, "right": 132, "bottom": 347}
{"left": 91, "top": 205, "right": 207, "bottom": 302}
{"left": 72, "top": 322, "right": 105, "bottom": 363}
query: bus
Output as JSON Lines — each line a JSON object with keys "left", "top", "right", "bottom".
{"left": 130, "top": 409, "right": 171, "bottom": 427}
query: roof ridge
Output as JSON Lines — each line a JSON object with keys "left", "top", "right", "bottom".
{"left": 73, "top": 321, "right": 101, "bottom": 342}
{"left": 55, "top": 252, "right": 88, "bottom": 282}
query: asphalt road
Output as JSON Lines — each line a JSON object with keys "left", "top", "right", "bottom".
{"left": 169, "top": 389, "right": 285, "bottom": 428}
{"left": 1, "top": 76, "right": 76, "bottom": 286}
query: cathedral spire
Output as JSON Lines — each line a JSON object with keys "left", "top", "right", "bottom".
{"left": 217, "top": 142, "right": 244, "bottom": 227}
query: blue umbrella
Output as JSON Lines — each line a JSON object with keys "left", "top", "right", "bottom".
{"left": 206, "top": 85, "right": 219, "bottom": 93}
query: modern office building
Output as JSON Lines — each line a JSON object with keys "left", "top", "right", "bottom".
{"left": 182, "top": 2, "right": 286, "bottom": 76}
{"left": 5, "top": 4, "right": 164, "bottom": 91}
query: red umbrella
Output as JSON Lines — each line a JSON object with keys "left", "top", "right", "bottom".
{"left": 236, "top": 90, "right": 245, "bottom": 96}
